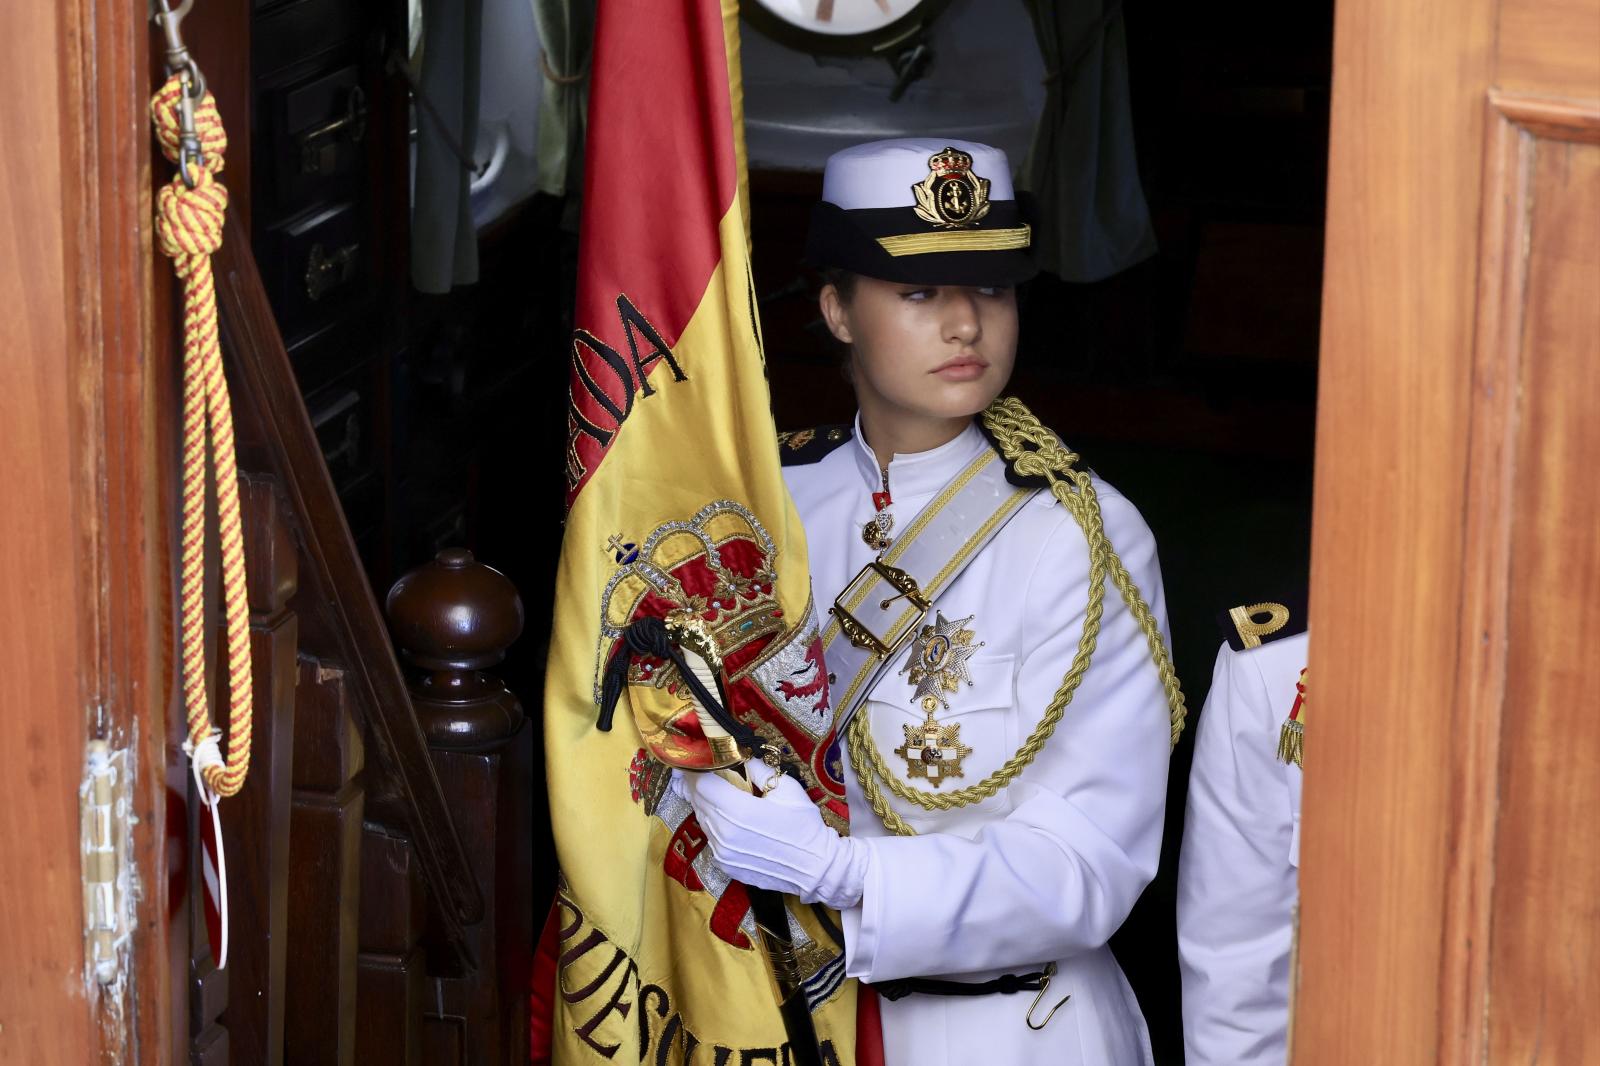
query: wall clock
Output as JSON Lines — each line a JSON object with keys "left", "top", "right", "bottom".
{"left": 741, "top": 0, "right": 958, "bottom": 58}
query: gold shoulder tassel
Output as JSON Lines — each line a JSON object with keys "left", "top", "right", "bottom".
{"left": 1277, "top": 718, "right": 1304, "bottom": 767}
{"left": 1277, "top": 668, "right": 1307, "bottom": 768}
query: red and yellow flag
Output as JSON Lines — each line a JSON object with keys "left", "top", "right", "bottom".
{"left": 545, "top": 1, "right": 855, "bottom": 1061}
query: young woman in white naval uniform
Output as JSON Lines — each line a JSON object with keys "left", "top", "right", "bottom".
{"left": 678, "top": 138, "right": 1184, "bottom": 1066}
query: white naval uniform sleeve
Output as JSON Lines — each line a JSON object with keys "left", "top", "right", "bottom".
{"left": 843, "top": 487, "right": 1173, "bottom": 983}
{"left": 1176, "top": 643, "right": 1298, "bottom": 1066}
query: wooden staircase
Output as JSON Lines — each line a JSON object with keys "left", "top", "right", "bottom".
{"left": 185, "top": 214, "right": 534, "bottom": 1066}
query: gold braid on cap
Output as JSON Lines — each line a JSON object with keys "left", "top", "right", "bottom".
{"left": 846, "top": 397, "right": 1189, "bottom": 837}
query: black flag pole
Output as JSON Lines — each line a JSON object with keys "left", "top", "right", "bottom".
{"left": 747, "top": 885, "right": 827, "bottom": 1066}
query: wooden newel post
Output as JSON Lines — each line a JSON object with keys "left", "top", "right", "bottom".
{"left": 386, "top": 548, "right": 532, "bottom": 1065}
{"left": 386, "top": 548, "right": 526, "bottom": 752}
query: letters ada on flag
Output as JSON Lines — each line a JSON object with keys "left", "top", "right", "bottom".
{"left": 543, "top": 0, "right": 856, "bottom": 1062}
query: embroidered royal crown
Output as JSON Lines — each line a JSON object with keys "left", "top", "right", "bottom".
{"left": 928, "top": 146, "right": 976, "bottom": 179}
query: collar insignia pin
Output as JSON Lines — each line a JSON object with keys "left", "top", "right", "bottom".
{"left": 862, "top": 511, "right": 894, "bottom": 551}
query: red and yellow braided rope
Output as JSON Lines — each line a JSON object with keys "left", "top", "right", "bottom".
{"left": 152, "top": 75, "right": 252, "bottom": 798}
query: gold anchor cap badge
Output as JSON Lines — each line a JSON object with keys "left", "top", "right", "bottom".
{"left": 911, "top": 147, "right": 993, "bottom": 229}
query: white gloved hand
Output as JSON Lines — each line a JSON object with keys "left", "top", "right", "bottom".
{"left": 678, "top": 770, "right": 872, "bottom": 911}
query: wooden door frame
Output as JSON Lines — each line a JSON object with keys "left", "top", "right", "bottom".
{"left": 67, "top": 0, "right": 176, "bottom": 1056}
{"left": 1296, "top": 0, "right": 1499, "bottom": 1057}
{"left": 0, "top": 0, "right": 173, "bottom": 1062}
{"left": 1297, "top": 0, "right": 1600, "bottom": 1062}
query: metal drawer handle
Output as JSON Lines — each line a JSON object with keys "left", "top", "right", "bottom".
{"left": 309, "top": 389, "right": 361, "bottom": 467}
{"left": 304, "top": 241, "right": 359, "bottom": 301}
{"left": 298, "top": 86, "right": 367, "bottom": 175}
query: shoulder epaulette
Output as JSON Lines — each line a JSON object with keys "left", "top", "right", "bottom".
{"left": 778, "top": 425, "right": 852, "bottom": 466}
{"left": 1218, "top": 589, "right": 1309, "bottom": 652}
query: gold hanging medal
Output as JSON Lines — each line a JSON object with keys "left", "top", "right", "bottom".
{"left": 891, "top": 612, "right": 984, "bottom": 785}
{"left": 893, "top": 701, "right": 973, "bottom": 787}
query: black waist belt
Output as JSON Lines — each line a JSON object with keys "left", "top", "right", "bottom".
{"left": 872, "top": 968, "right": 1051, "bottom": 1002}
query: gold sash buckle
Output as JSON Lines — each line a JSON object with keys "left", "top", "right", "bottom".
{"left": 830, "top": 561, "right": 929, "bottom": 657}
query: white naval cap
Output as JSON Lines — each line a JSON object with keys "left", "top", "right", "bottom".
{"left": 807, "top": 137, "right": 1035, "bottom": 287}
{"left": 820, "top": 138, "right": 1017, "bottom": 210}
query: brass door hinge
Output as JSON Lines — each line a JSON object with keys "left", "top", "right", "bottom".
{"left": 82, "top": 740, "right": 133, "bottom": 987}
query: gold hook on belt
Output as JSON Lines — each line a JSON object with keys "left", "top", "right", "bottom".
{"left": 1024, "top": 961, "right": 1070, "bottom": 1031}
{"left": 152, "top": 0, "right": 207, "bottom": 188}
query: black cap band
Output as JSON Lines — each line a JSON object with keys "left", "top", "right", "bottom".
{"left": 805, "top": 199, "right": 1037, "bottom": 287}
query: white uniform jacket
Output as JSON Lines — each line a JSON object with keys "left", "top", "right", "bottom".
{"left": 1176, "top": 632, "right": 1308, "bottom": 1066}
{"left": 783, "top": 419, "right": 1173, "bottom": 1066}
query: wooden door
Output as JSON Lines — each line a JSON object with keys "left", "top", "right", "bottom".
{"left": 0, "top": 0, "right": 168, "bottom": 1064}
{"left": 1298, "top": 0, "right": 1600, "bottom": 1062}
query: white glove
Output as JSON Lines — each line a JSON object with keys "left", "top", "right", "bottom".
{"left": 678, "top": 770, "right": 873, "bottom": 911}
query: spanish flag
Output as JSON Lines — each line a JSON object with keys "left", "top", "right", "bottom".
{"left": 541, "top": 1, "right": 856, "bottom": 1062}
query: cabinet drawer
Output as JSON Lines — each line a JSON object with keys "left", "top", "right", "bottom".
{"left": 258, "top": 64, "right": 367, "bottom": 220}
{"left": 258, "top": 201, "right": 368, "bottom": 345}
{"left": 306, "top": 382, "right": 368, "bottom": 491}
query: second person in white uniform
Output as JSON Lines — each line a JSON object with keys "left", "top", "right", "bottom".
{"left": 1178, "top": 599, "right": 1308, "bottom": 1065}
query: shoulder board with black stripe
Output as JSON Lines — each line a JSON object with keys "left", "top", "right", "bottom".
{"left": 1218, "top": 588, "right": 1309, "bottom": 652}
{"left": 778, "top": 425, "right": 852, "bottom": 466}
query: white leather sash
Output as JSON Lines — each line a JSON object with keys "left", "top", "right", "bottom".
{"left": 822, "top": 447, "right": 1038, "bottom": 729}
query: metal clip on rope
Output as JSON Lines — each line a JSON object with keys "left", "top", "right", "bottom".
{"left": 153, "top": 0, "right": 206, "bottom": 188}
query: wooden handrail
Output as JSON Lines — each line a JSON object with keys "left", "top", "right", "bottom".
{"left": 212, "top": 212, "right": 485, "bottom": 944}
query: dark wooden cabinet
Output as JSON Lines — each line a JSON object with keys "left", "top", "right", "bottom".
{"left": 244, "top": 0, "right": 570, "bottom": 610}
{"left": 249, "top": 0, "right": 404, "bottom": 580}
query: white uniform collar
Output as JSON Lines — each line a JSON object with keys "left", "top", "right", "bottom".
{"left": 849, "top": 413, "right": 989, "bottom": 500}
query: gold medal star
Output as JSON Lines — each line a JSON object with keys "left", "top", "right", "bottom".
{"left": 893, "top": 705, "right": 973, "bottom": 787}
{"left": 899, "top": 612, "right": 984, "bottom": 710}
